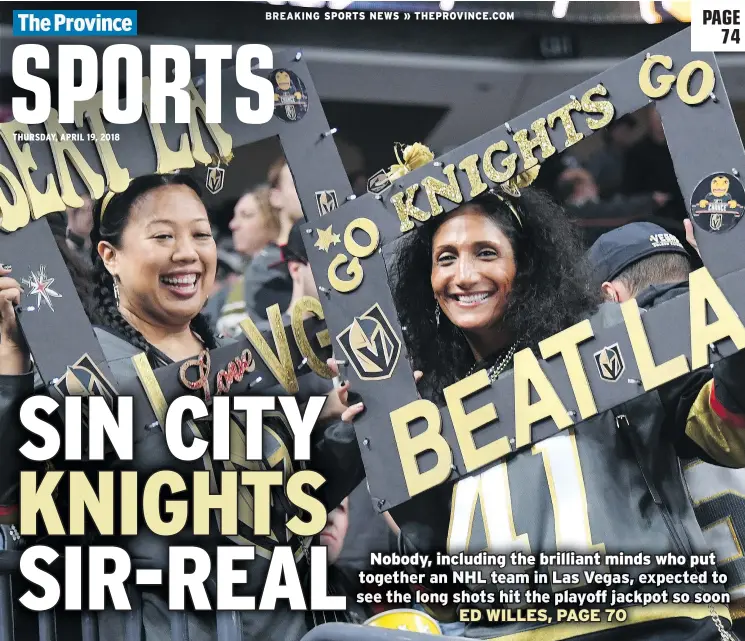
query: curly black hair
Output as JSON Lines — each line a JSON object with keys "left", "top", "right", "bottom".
{"left": 391, "top": 189, "right": 600, "bottom": 403}
{"left": 87, "top": 174, "right": 218, "bottom": 359}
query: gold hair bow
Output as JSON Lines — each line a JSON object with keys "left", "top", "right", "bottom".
{"left": 386, "top": 142, "right": 435, "bottom": 182}
{"left": 492, "top": 166, "right": 541, "bottom": 229}
{"left": 498, "top": 165, "right": 540, "bottom": 198}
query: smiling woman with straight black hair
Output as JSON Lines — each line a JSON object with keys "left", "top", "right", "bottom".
{"left": 86, "top": 173, "right": 220, "bottom": 363}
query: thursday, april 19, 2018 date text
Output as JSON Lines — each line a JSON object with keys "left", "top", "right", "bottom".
{"left": 13, "top": 131, "right": 121, "bottom": 143}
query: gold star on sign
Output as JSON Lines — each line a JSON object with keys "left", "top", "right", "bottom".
{"left": 314, "top": 225, "right": 341, "bottom": 252}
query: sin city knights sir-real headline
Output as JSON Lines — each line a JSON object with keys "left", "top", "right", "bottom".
{"left": 17, "top": 393, "right": 344, "bottom": 613}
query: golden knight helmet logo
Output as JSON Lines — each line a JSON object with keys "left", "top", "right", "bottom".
{"left": 336, "top": 303, "right": 402, "bottom": 381}
{"left": 594, "top": 343, "right": 625, "bottom": 383}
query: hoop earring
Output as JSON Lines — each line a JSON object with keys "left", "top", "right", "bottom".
{"left": 435, "top": 302, "right": 441, "bottom": 328}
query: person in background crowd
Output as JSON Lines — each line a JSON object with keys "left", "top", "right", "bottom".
{"left": 588, "top": 113, "right": 638, "bottom": 198}
{"left": 231, "top": 185, "right": 282, "bottom": 258}
{"left": 314, "top": 497, "right": 382, "bottom": 627}
{"left": 216, "top": 185, "right": 284, "bottom": 336}
{"left": 251, "top": 219, "right": 318, "bottom": 332}
{"left": 321, "top": 497, "right": 350, "bottom": 565}
{"left": 65, "top": 194, "right": 94, "bottom": 267}
{"left": 269, "top": 157, "right": 305, "bottom": 245}
{"left": 588, "top": 221, "right": 692, "bottom": 304}
{"left": 623, "top": 107, "right": 684, "bottom": 225}
{"left": 556, "top": 165, "right": 671, "bottom": 248}
{"left": 217, "top": 158, "right": 302, "bottom": 333}
{"left": 588, "top": 221, "right": 745, "bottom": 639}
{"left": 0, "top": 174, "right": 362, "bottom": 641}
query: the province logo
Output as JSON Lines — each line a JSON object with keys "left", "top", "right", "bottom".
{"left": 336, "top": 303, "right": 401, "bottom": 381}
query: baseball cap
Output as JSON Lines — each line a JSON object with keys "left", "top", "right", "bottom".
{"left": 586, "top": 222, "right": 689, "bottom": 285}
{"left": 272, "top": 220, "right": 308, "bottom": 268}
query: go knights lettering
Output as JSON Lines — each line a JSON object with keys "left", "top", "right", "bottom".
{"left": 390, "top": 55, "right": 718, "bottom": 236}
{"left": 389, "top": 85, "right": 614, "bottom": 234}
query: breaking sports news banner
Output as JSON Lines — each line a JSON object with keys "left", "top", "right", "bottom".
{"left": 2, "top": 4, "right": 745, "bottom": 641}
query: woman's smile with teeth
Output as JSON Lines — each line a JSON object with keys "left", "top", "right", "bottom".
{"left": 454, "top": 292, "right": 491, "bottom": 304}
{"left": 160, "top": 274, "right": 198, "bottom": 286}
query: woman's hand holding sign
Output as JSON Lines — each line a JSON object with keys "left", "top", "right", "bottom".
{"left": 0, "top": 264, "right": 30, "bottom": 375}
{"left": 324, "top": 357, "right": 423, "bottom": 424}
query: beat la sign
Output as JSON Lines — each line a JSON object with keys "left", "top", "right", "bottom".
{"left": 303, "top": 27, "right": 745, "bottom": 511}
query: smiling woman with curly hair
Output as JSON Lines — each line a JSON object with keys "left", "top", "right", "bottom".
{"left": 390, "top": 188, "right": 600, "bottom": 403}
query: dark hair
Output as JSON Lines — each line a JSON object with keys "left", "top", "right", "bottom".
{"left": 391, "top": 189, "right": 600, "bottom": 402}
{"left": 87, "top": 174, "right": 218, "bottom": 356}
{"left": 614, "top": 253, "right": 691, "bottom": 298}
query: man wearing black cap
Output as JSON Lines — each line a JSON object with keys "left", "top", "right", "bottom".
{"left": 269, "top": 222, "right": 396, "bottom": 573}
{"left": 250, "top": 220, "right": 319, "bottom": 333}
{"left": 587, "top": 221, "right": 692, "bottom": 304}
{"left": 588, "top": 222, "right": 745, "bottom": 639}
{"left": 280, "top": 219, "right": 318, "bottom": 313}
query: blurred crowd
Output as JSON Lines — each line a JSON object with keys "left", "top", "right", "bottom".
{"left": 539, "top": 105, "right": 691, "bottom": 254}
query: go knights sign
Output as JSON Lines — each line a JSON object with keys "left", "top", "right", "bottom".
{"left": 302, "top": 27, "right": 745, "bottom": 511}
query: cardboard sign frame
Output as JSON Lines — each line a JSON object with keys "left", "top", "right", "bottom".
{"left": 301, "top": 28, "right": 745, "bottom": 511}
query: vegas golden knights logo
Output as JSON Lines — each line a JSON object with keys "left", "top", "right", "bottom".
{"left": 315, "top": 190, "right": 339, "bottom": 216}
{"left": 594, "top": 343, "right": 625, "bottom": 382}
{"left": 54, "top": 354, "right": 116, "bottom": 402}
{"left": 367, "top": 168, "right": 391, "bottom": 195}
{"left": 206, "top": 165, "right": 225, "bottom": 195}
{"left": 337, "top": 303, "right": 401, "bottom": 381}
{"left": 53, "top": 354, "right": 118, "bottom": 435}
